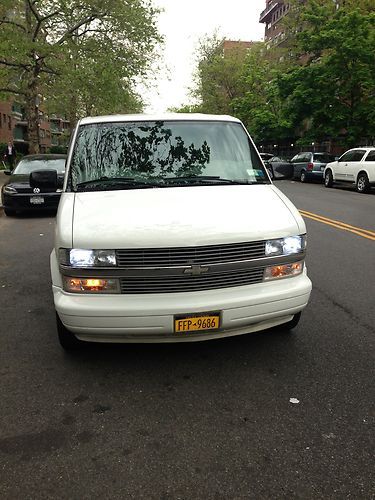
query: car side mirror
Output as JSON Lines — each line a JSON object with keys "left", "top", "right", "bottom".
{"left": 335, "top": 157, "right": 339, "bottom": 161}
{"left": 4, "top": 170, "right": 12, "bottom": 175}
{"left": 30, "top": 169, "right": 58, "bottom": 189}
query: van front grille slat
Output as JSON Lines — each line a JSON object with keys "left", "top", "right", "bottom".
{"left": 120, "top": 268, "right": 264, "bottom": 294}
{"left": 116, "top": 241, "right": 266, "bottom": 267}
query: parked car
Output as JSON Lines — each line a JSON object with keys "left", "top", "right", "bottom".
{"left": 266, "top": 156, "right": 294, "bottom": 179}
{"left": 259, "top": 153, "right": 275, "bottom": 179}
{"left": 324, "top": 147, "right": 375, "bottom": 193}
{"left": 291, "top": 152, "right": 336, "bottom": 183}
{"left": 1, "top": 154, "right": 66, "bottom": 216}
{"left": 46, "top": 114, "right": 312, "bottom": 350}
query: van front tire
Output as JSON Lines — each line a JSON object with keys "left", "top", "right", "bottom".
{"left": 56, "top": 313, "right": 84, "bottom": 350}
{"left": 279, "top": 312, "right": 301, "bottom": 332}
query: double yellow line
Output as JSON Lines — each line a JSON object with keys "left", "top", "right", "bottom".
{"left": 299, "top": 210, "right": 375, "bottom": 241}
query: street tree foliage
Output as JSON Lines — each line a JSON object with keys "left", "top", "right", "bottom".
{"left": 232, "top": 44, "right": 293, "bottom": 143}
{"left": 192, "top": 34, "right": 250, "bottom": 115}
{"left": 192, "top": 1, "right": 374, "bottom": 147}
{"left": 0, "top": 0, "right": 161, "bottom": 152}
{"left": 279, "top": 0, "right": 375, "bottom": 146}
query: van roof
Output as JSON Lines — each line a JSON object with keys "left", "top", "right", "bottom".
{"left": 79, "top": 113, "right": 242, "bottom": 126}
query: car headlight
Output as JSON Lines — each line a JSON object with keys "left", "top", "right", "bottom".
{"left": 265, "top": 235, "right": 306, "bottom": 256}
{"left": 59, "top": 248, "right": 117, "bottom": 267}
{"left": 3, "top": 185, "right": 17, "bottom": 194}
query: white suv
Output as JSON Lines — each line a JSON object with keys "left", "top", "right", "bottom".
{"left": 45, "top": 114, "right": 312, "bottom": 350}
{"left": 324, "top": 147, "right": 375, "bottom": 193}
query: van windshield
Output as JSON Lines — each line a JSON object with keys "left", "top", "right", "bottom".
{"left": 68, "top": 120, "right": 268, "bottom": 191}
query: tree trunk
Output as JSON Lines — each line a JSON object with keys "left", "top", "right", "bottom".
{"left": 25, "top": 79, "right": 40, "bottom": 154}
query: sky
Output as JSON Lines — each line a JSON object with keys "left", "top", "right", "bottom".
{"left": 143, "top": 0, "right": 266, "bottom": 113}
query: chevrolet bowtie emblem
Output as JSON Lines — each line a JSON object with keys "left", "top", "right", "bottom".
{"left": 184, "top": 264, "right": 210, "bottom": 276}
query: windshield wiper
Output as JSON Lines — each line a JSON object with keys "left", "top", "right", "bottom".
{"left": 163, "top": 176, "right": 263, "bottom": 185}
{"left": 76, "top": 177, "right": 159, "bottom": 191}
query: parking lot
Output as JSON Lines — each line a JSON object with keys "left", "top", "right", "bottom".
{"left": 0, "top": 180, "right": 374, "bottom": 499}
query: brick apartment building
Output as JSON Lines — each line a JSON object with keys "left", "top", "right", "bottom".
{"left": 259, "top": 0, "right": 292, "bottom": 47}
{"left": 258, "top": 0, "right": 348, "bottom": 156}
{"left": 0, "top": 98, "right": 70, "bottom": 155}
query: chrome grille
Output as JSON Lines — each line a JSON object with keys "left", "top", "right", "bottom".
{"left": 120, "top": 268, "right": 264, "bottom": 294}
{"left": 116, "top": 241, "right": 266, "bottom": 268}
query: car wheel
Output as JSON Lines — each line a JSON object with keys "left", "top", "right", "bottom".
{"left": 56, "top": 313, "right": 85, "bottom": 350}
{"left": 4, "top": 208, "right": 16, "bottom": 216}
{"left": 279, "top": 312, "right": 301, "bottom": 332}
{"left": 324, "top": 170, "right": 333, "bottom": 188}
{"left": 356, "top": 172, "right": 370, "bottom": 193}
{"left": 300, "top": 170, "right": 308, "bottom": 183}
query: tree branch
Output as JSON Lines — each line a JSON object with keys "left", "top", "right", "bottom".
{"left": 0, "top": 59, "right": 30, "bottom": 70}
{"left": 0, "top": 87, "right": 27, "bottom": 96}
{"left": 55, "top": 14, "right": 102, "bottom": 45}
{"left": 27, "top": 0, "right": 41, "bottom": 21}
{"left": 0, "top": 19, "right": 26, "bottom": 32}
{"left": 33, "top": 10, "right": 60, "bottom": 41}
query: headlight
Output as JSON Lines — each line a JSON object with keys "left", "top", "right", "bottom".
{"left": 63, "top": 276, "right": 120, "bottom": 293}
{"left": 265, "top": 235, "right": 306, "bottom": 256}
{"left": 59, "top": 248, "right": 117, "bottom": 267}
{"left": 3, "top": 185, "right": 17, "bottom": 194}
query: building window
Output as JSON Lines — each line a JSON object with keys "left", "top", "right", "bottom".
{"left": 8, "top": 116, "right": 11, "bottom": 130}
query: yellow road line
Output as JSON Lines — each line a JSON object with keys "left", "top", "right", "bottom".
{"left": 299, "top": 210, "right": 375, "bottom": 237}
{"left": 299, "top": 210, "right": 375, "bottom": 242}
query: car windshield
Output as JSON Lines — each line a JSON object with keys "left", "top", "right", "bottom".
{"left": 69, "top": 120, "right": 268, "bottom": 191}
{"left": 313, "top": 154, "right": 335, "bottom": 163}
{"left": 14, "top": 158, "right": 66, "bottom": 175}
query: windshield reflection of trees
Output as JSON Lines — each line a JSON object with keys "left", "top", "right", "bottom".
{"left": 74, "top": 121, "right": 211, "bottom": 184}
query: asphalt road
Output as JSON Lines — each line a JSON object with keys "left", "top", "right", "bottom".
{"left": 0, "top": 181, "right": 374, "bottom": 499}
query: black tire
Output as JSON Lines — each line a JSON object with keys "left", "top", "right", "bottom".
{"left": 300, "top": 170, "right": 308, "bottom": 183}
{"left": 4, "top": 208, "right": 16, "bottom": 216}
{"left": 279, "top": 312, "right": 301, "bottom": 332}
{"left": 324, "top": 170, "right": 333, "bottom": 188}
{"left": 356, "top": 172, "right": 370, "bottom": 193}
{"left": 56, "top": 313, "right": 84, "bottom": 350}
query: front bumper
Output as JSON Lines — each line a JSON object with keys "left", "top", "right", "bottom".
{"left": 51, "top": 253, "right": 312, "bottom": 343}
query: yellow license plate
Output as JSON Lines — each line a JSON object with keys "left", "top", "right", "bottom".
{"left": 174, "top": 313, "right": 220, "bottom": 333}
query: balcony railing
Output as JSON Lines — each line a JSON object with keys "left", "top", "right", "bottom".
{"left": 259, "top": 1, "right": 281, "bottom": 22}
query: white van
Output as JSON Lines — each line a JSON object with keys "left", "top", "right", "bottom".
{"left": 49, "top": 114, "right": 312, "bottom": 349}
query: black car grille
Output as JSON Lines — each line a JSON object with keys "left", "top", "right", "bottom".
{"left": 116, "top": 241, "right": 266, "bottom": 268}
{"left": 120, "top": 267, "right": 265, "bottom": 294}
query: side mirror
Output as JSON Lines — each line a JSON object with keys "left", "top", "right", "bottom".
{"left": 4, "top": 170, "right": 12, "bottom": 175}
{"left": 335, "top": 156, "right": 339, "bottom": 161}
{"left": 30, "top": 169, "right": 57, "bottom": 189}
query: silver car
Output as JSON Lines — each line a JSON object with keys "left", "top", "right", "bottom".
{"left": 291, "top": 152, "right": 336, "bottom": 183}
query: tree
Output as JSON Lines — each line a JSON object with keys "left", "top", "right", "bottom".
{"left": 278, "top": 0, "right": 375, "bottom": 146}
{"left": 232, "top": 44, "right": 294, "bottom": 143}
{"left": 192, "top": 35, "right": 251, "bottom": 115}
{"left": 0, "top": 0, "right": 161, "bottom": 153}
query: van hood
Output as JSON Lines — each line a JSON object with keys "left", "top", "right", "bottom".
{"left": 71, "top": 185, "right": 304, "bottom": 249}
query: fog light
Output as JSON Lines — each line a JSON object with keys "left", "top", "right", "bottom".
{"left": 63, "top": 276, "right": 120, "bottom": 293}
{"left": 264, "top": 261, "right": 303, "bottom": 281}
